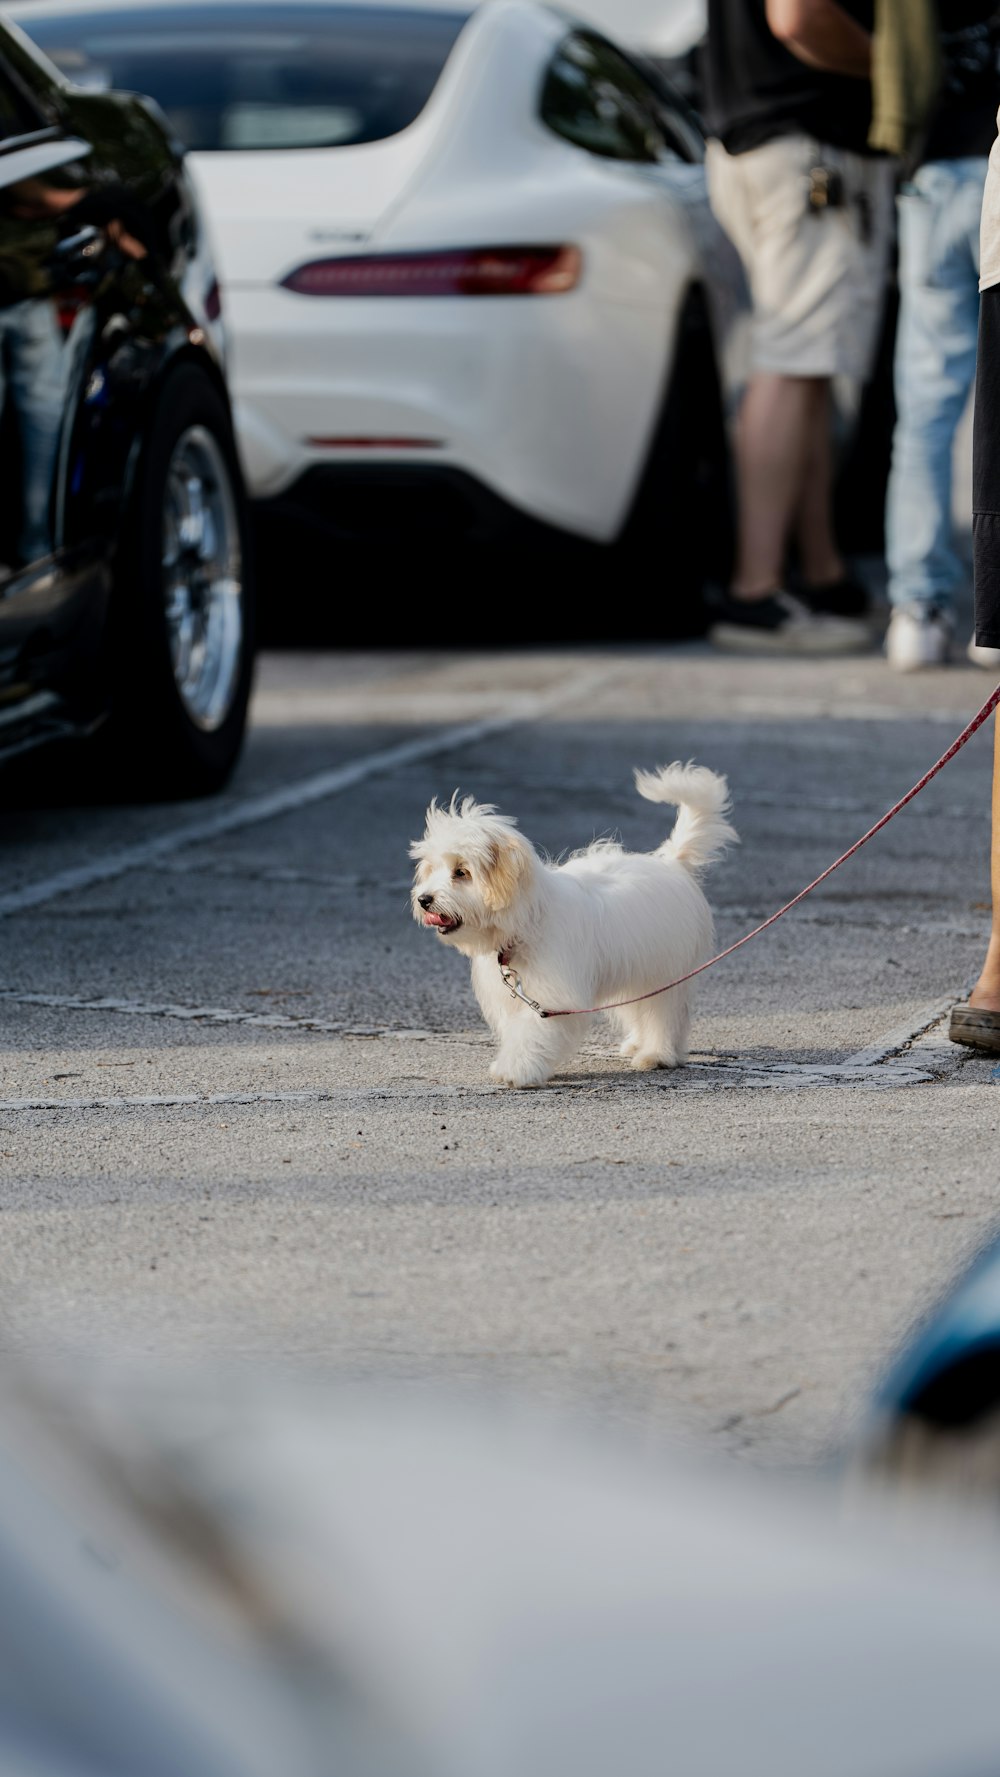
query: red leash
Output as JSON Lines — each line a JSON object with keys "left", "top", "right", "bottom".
{"left": 502, "top": 684, "right": 1000, "bottom": 1021}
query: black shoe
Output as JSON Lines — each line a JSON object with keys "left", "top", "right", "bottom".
{"left": 797, "top": 575, "right": 871, "bottom": 618}
{"left": 708, "top": 589, "right": 872, "bottom": 655}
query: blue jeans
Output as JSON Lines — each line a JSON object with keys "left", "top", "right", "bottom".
{"left": 0, "top": 298, "right": 66, "bottom": 565}
{"left": 886, "top": 158, "right": 988, "bottom": 613}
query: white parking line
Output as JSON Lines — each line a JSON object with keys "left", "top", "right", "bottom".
{"left": 0, "top": 669, "right": 611, "bottom": 920}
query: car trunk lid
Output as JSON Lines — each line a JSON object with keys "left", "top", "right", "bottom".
{"left": 186, "top": 138, "right": 422, "bottom": 286}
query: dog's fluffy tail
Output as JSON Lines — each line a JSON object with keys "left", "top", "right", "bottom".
{"left": 635, "top": 762, "right": 738, "bottom": 874}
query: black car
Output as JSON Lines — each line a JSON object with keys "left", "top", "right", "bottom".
{"left": 0, "top": 15, "right": 254, "bottom": 795}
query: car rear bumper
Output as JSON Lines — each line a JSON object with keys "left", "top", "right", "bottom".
{"left": 224, "top": 283, "right": 679, "bottom": 544}
{"left": 252, "top": 461, "right": 587, "bottom": 548}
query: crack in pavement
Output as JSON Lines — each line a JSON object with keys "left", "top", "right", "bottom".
{"left": 840, "top": 986, "right": 974, "bottom": 1070}
{"left": 0, "top": 988, "right": 466, "bottom": 1041}
{"left": 0, "top": 989, "right": 967, "bottom": 1109}
{"left": 0, "top": 989, "right": 530, "bottom": 1053}
{"left": 0, "top": 1054, "right": 948, "bottom": 1113}
{"left": 0, "top": 666, "right": 612, "bottom": 920}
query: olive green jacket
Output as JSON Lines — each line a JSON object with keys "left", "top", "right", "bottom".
{"left": 868, "top": 0, "right": 942, "bottom": 158}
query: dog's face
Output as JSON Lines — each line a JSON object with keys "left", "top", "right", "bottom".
{"left": 410, "top": 797, "right": 534, "bottom": 955}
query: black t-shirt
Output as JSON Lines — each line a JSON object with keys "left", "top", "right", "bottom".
{"left": 922, "top": 2, "right": 1000, "bottom": 163}
{"left": 702, "top": 0, "right": 875, "bottom": 156}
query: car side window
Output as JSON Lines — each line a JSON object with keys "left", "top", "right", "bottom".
{"left": 540, "top": 33, "right": 667, "bottom": 165}
{"left": 0, "top": 54, "right": 51, "bottom": 146}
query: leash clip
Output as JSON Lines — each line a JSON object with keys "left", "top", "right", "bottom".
{"left": 498, "top": 953, "right": 548, "bottom": 1018}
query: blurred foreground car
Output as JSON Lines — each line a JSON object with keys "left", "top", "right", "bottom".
{"left": 14, "top": 0, "right": 745, "bottom": 611}
{"left": 863, "top": 1233, "right": 1000, "bottom": 1501}
{"left": 0, "top": 14, "right": 254, "bottom": 795}
{"left": 5, "top": 1376, "right": 1000, "bottom": 1777}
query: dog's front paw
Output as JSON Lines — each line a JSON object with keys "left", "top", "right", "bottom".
{"left": 490, "top": 1059, "right": 549, "bottom": 1090}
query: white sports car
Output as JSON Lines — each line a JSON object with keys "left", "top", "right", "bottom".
{"left": 15, "top": 0, "right": 743, "bottom": 585}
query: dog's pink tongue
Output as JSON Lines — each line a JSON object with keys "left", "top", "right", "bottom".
{"left": 424, "top": 912, "right": 452, "bottom": 929}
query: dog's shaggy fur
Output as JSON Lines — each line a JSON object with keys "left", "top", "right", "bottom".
{"left": 411, "top": 764, "right": 737, "bottom": 1088}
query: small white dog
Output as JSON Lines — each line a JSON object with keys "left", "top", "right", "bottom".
{"left": 411, "top": 764, "right": 737, "bottom": 1088}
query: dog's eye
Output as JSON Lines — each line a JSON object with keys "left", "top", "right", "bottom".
{"left": 453, "top": 866, "right": 469, "bottom": 880}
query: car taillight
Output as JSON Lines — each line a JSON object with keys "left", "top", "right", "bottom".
{"left": 280, "top": 245, "right": 582, "bottom": 298}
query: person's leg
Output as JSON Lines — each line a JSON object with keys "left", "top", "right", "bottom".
{"left": 707, "top": 136, "right": 874, "bottom": 651}
{"left": 968, "top": 711, "right": 1000, "bottom": 1014}
{"left": 731, "top": 372, "right": 825, "bottom": 598}
{"left": 886, "top": 163, "right": 984, "bottom": 617}
{"left": 794, "top": 150, "right": 897, "bottom": 617}
{"left": 7, "top": 298, "right": 66, "bottom": 565}
{"left": 791, "top": 379, "right": 844, "bottom": 587}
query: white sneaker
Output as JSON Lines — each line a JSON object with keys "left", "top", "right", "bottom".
{"left": 968, "top": 636, "right": 1000, "bottom": 671}
{"left": 885, "top": 606, "right": 952, "bottom": 672}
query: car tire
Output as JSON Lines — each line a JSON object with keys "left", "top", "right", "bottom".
{"left": 616, "top": 285, "right": 732, "bottom": 636}
{"left": 103, "top": 362, "right": 256, "bottom": 799}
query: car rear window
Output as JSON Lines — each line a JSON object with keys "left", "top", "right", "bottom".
{"left": 18, "top": 4, "right": 471, "bottom": 150}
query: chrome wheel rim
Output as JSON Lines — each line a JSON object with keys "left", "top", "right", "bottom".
{"left": 162, "top": 425, "right": 243, "bottom": 733}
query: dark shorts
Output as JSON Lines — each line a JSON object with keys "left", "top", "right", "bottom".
{"left": 973, "top": 284, "right": 1000, "bottom": 647}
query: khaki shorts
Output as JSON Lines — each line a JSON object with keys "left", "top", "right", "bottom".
{"left": 706, "top": 134, "right": 895, "bottom": 380}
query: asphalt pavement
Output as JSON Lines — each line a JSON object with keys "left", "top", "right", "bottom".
{"left": 2, "top": 643, "right": 999, "bottom": 1467}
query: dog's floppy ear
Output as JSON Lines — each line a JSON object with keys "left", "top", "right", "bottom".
{"left": 481, "top": 834, "right": 531, "bottom": 914}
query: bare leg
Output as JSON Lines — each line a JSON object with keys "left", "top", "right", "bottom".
{"left": 969, "top": 711, "right": 1000, "bottom": 1013}
{"left": 731, "top": 373, "right": 828, "bottom": 599}
{"left": 793, "top": 381, "right": 845, "bottom": 587}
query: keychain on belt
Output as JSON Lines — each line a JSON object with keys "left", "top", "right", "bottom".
{"left": 808, "top": 163, "right": 872, "bottom": 243}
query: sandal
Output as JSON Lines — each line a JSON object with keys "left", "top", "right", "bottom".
{"left": 949, "top": 1005, "right": 1000, "bottom": 1054}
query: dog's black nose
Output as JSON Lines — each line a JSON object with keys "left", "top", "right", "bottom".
{"left": 418, "top": 893, "right": 435, "bottom": 910}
